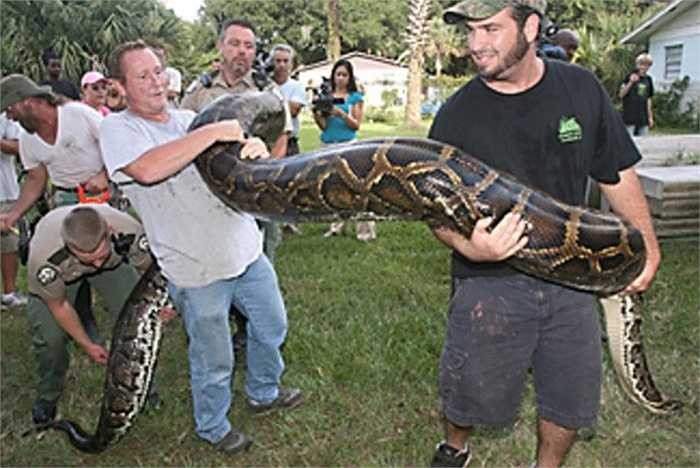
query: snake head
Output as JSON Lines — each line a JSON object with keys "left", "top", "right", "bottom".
{"left": 189, "top": 91, "right": 286, "bottom": 149}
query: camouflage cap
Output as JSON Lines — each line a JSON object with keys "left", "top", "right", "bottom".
{"left": 444, "top": 0, "right": 546, "bottom": 24}
{"left": 0, "top": 74, "right": 54, "bottom": 112}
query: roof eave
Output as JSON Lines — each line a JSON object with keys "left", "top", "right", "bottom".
{"left": 620, "top": 0, "right": 690, "bottom": 45}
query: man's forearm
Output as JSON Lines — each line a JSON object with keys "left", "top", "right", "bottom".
{"left": 9, "top": 167, "right": 47, "bottom": 221}
{"left": 121, "top": 123, "right": 232, "bottom": 184}
{"left": 0, "top": 138, "right": 19, "bottom": 155}
{"left": 599, "top": 168, "right": 660, "bottom": 272}
{"left": 46, "top": 298, "right": 94, "bottom": 349}
{"left": 271, "top": 133, "right": 288, "bottom": 159}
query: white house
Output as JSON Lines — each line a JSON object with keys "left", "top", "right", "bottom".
{"left": 620, "top": 0, "right": 700, "bottom": 109}
{"left": 295, "top": 52, "right": 409, "bottom": 108}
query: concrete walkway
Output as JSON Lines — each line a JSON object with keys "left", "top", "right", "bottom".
{"left": 634, "top": 134, "right": 700, "bottom": 167}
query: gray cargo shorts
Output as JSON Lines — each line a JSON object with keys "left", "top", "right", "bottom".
{"left": 439, "top": 273, "right": 601, "bottom": 429}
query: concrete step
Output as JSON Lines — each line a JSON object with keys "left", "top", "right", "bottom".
{"left": 652, "top": 217, "right": 700, "bottom": 238}
{"left": 602, "top": 165, "right": 699, "bottom": 237}
{"left": 636, "top": 165, "right": 700, "bottom": 198}
{"left": 648, "top": 197, "right": 700, "bottom": 218}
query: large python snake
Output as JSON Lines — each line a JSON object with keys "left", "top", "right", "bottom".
{"left": 45, "top": 263, "right": 170, "bottom": 452}
{"left": 48, "top": 92, "right": 680, "bottom": 453}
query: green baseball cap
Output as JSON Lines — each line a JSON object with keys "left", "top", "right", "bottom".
{"left": 444, "top": 0, "right": 547, "bottom": 24}
{"left": 0, "top": 74, "right": 54, "bottom": 112}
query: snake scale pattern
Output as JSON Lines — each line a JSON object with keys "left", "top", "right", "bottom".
{"left": 48, "top": 263, "right": 169, "bottom": 452}
{"left": 48, "top": 92, "right": 680, "bottom": 453}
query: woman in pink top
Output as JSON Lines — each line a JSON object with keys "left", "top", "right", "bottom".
{"left": 80, "top": 71, "right": 110, "bottom": 116}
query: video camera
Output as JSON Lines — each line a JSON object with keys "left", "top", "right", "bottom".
{"left": 311, "top": 77, "right": 344, "bottom": 117}
{"left": 252, "top": 38, "right": 274, "bottom": 90}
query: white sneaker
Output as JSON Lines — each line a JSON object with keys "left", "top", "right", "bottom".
{"left": 1, "top": 292, "right": 28, "bottom": 308}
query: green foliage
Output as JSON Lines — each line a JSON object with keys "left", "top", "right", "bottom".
{"left": 364, "top": 106, "right": 401, "bottom": 125}
{"left": 197, "top": 0, "right": 408, "bottom": 66}
{"left": 381, "top": 88, "right": 400, "bottom": 108}
{"left": 653, "top": 77, "right": 700, "bottom": 132}
{"left": 425, "top": 74, "right": 470, "bottom": 101}
{"left": 1, "top": 0, "right": 182, "bottom": 82}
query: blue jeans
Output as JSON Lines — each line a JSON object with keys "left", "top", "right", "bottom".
{"left": 626, "top": 124, "right": 649, "bottom": 136}
{"left": 167, "top": 254, "right": 288, "bottom": 443}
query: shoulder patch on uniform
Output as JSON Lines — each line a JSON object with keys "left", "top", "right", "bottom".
{"left": 137, "top": 234, "right": 149, "bottom": 252}
{"left": 37, "top": 265, "right": 58, "bottom": 286}
{"left": 47, "top": 248, "right": 70, "bottom": 266}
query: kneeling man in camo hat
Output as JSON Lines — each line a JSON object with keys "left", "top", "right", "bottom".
{"left": 26, "top": 205, "right": 170, "bottom": 426}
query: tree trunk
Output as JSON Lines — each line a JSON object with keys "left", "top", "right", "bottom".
{"left": 404, "top": 0, "right": 430, "bottom": 127}
{"left": 326, "top": 0, "right": 341, "bottom": 61}
{"left": 405, "top": 54, "right": 423, "bottom": 127}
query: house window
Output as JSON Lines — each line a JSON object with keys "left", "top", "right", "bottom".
{"left": 664, "top": 44, "right": 683, "bottom": 80}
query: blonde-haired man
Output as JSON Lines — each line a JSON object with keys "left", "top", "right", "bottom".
{"left": 620, "top": 53, "right": 655, "bottom": 136}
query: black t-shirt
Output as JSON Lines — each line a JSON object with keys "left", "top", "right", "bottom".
{"left": 41, "top": 79, "right": 80, "bottom": 100}
{"left": 621, "top": 73, "right": 654, "bottom": 126}
{"left": 428, "top": 59, "right": 641, "bottom": 279}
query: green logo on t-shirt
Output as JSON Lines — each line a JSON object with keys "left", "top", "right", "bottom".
{"left": 558, "top": 117, "right": 582, "bottom": 143}
{"left": 637, "top": 82, "right": 648, "bottom": 97}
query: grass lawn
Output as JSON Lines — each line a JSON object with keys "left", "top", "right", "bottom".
{"left": 1, "top": 120, "right": 698, "bottom": 466}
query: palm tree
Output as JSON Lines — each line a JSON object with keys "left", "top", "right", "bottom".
{"left": 403, "top": 0, "right": 431, "bottom": 127}
{"left": 1, "top": 0, "right": 181, "bottom": 82}
{"left": 424, "top": 15, "right": 464, "bottom": 79}
{"left": 326, "top": 0, "right": 342, "bottom": 61}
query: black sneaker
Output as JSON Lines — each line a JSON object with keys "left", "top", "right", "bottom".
{"left": 431, "top": 441, "right": 471, "bottom": 467}
{"left": 32, "top": 399, "right": 57, "bottom": 425}
{"left": 213, "top": 428, "right": 253, "bottom": 453}
{"left": 248, "top": 387, "right": 303, "bottom": 414}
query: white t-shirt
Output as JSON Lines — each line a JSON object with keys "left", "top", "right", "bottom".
{"left": 0, "top": 113, "right": 21, "bottom": 201}
{"left": 20, "top": 102, "right": 104, "bottom": 188}
{"left": 279, "top": 78, "right": 307, "bottom": 138}
{"left": 99, "top": 109, "right": 263, "bottom": 288}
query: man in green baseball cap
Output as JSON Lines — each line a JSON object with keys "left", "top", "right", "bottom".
{"left": 427, "top": 1, "right": 660, "bottom": 468}
{"left": 443, "top": 0, "right": 546, "bottom": 23}
{"left": 0, "top": 74, "right": 54, "bottom": 113}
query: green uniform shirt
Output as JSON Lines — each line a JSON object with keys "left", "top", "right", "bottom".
{"left": 27, "top": 205, "right": 152, "bottom": 301}
{"left": 181, "top": 69, "right": 294, "bottom": 134}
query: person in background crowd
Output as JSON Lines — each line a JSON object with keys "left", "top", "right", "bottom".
{"left": 25, "top": 205, "right": 171, "bottom": 425}
{"left": 429, "top": 1, "right": 660, "bottom": 466}
{"left": 153, "top": 45, "right": 183, "bottom": 107}
{"left": 80, "top": 71, "right": 111, "bottom": 116}
{"left": 100, "top": 39, "right": 302, "bottom": 455}
{"left": 271, "top": 43, "right": 307, "bottom": 235}
{"left": 313, "top": 59, "right": 375, "bottom": 242}
{"left": 620, "top": 53, "right": 655, "bottom": 136}
{"left": 550, "top": 28, "right": 579, "bottom": 62}
{"left": 271, "top": 43, "right": 307, "bottom": 156}
{"left": 0, "top": 111, "right": 27, "bottom": 309}
{"left": 40, "top": 49, "right": 80, "bottom": 100}
{"left": 106, "top": 78, "right": 127, "bottom": 112}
